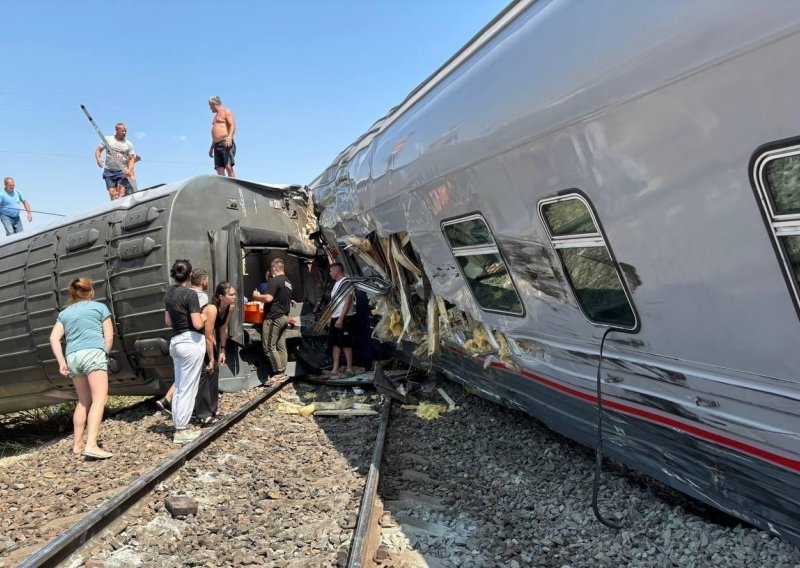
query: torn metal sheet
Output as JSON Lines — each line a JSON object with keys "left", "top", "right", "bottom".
{"left": 312, "top": 276, "right": 392, "bottom": 332}
{"left": 342, "top": 235, "right": 389, "bottom": 279}
{"left": 308, "top": 0, "right": 800, "bottom": 547}
{"left": 373, "top": 363, "right": 409, "bottom": 404}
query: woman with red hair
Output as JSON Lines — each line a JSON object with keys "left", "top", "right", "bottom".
{"left": 49, "top": 278, "right": 114, "bottom": 459}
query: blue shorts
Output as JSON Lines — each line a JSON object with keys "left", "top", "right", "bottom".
{"left": 103, "top": 169, "right": 127, "bottom": 189}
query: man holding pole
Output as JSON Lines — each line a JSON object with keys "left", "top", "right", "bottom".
{"left": 95, "top": 123, "right": 135, "bottom": 200}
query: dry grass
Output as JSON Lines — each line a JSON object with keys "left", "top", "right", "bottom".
{"left": 0, "top": 396, "right": 150, "bottom": 459}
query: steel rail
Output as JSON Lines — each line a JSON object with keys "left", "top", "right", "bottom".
{"left": 19, "top": 378, "right": 293, "bottom": 568}
{"left": 348, "top": 395, "right": 392, "bottom": 568}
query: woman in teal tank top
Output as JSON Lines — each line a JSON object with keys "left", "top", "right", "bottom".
{"left": 49, "top": 278, "right": 114, "bottom": 459}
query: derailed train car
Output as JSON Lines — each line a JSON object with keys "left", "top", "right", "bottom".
{"left": 0, "top": 175, "right": 324, "bottom": 414}
{"left": 311, "top": 0, "right": 800, "bottom": 545}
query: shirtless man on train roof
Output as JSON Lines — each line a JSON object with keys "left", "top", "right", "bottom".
{"left": 208, "top": 96, "right": 236, "bottom": 178}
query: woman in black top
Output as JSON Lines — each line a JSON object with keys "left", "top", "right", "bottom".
{"left": 164, "top": 259, "right": 205, "bottom": 444}
{"left": 196, "top": 282, "right": 237, "bottom": 425}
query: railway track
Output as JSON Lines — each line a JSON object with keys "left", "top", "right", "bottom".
{"left": 12, "top": 379, "right": 391, "bottom": 568}
{"left": 3, "top": 372, "right": 799, "bottom": 567}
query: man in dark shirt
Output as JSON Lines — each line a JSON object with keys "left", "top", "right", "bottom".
{"left": 252, "top": 258, "right": 292, "bottom": 382}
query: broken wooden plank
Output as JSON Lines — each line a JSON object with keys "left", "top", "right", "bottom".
{"left": 313, "top": 409, "right": 379, "bottom": 416}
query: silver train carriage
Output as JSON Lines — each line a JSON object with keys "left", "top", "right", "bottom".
{"left": 0, "top": 176, "right": 325, "bottom": 414}
{"left": 310, "top": 0, "right": 800, "bottom": 545}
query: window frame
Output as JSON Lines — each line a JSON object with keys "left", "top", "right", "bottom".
{"left": 751, "top": 140, "right": 800, "bottom": 314}
{"left": 537, "top": 192, "right": 638, "bottom": 330}
{"left": 441, "top": 213, "right": 525, "bottom": 317}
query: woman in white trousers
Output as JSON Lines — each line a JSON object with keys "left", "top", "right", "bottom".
{"left": 164, "top": 259, "right": 206, "bottom": 444}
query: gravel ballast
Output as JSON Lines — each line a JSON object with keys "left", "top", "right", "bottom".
{"left": 1, "top": 378, "right": 799, "bottom": 567}
{"left": 375, "top": 379, "right": 800, "bottom": 567}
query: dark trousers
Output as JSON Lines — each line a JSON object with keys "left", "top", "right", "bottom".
{"left": 195, "top": 353, "right": 220, "bottom": 420}
{"left": 262, "top": 315, "right": 288, "bottom": 375}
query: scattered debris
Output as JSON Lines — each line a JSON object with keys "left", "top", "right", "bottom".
{"left": 464, "top": 325, "right": 494, "bottom": 354}
{"left": 276, "top": 402, "right": 305, "bottom": 415}
{"left": 401, "top": 402, "right": 449, "bottom": 421}
{"left": 437, "top": 388, "right": 457, "bottom": 412}
{"left": 373, "top": 364, "right": 409, "bottom": 404}
{"left": 374, "top": 307, "right": 403, "bottom": 341}
{"left": 343, "top": 235, "right": 388, "bottom": 279}
{"left": 165, "top": 496, "right": 198, "bottom": 518}
{"left": 277, "top": 398, "right": 378, "bottom": 417}
{"left": 300, "top": 399, "right": 354, "bottom": 417}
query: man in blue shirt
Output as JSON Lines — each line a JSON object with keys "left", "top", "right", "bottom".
{"left": 0, "top": 177, "right": 32, "bottom": 236}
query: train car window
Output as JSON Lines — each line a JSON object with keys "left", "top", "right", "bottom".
{"left": 443, "top": 218, "right": 495, "bottom": 247}
{"left": 753, "top": 144, "right": 800, "bottom": 307}
{"left": 442, "top": 214, "right": 524, "bottom": 316}
{"left": 538, "top": 194, "right": 636, "bottom": 329}
{"left": 540, "top": 199, "right": 596, "bottom": 236}
{"left": 763, "top": 153, "right": 800, "bottom": 214}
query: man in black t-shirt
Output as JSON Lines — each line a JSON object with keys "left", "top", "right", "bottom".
{"left": 254, "top": 258, "right": 293, "bottom": 382}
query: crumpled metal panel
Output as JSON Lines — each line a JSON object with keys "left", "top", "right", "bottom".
{"left": 308, "top": 0, "right": 800, "bottom": 546}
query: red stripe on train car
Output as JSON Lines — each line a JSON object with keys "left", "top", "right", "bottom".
{"left": 443, "top": 345, "right": 800, "bottom": 473}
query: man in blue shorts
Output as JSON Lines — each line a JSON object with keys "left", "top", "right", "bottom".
{"left": 95, "top": 122, "right": 135, "bottom": 200}
{"left": 1, "top": 177, "right": 32, "bottom": 235}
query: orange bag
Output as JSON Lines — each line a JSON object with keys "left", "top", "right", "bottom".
{"left": 243, "top": 302, "right": 264, "bottom": 324}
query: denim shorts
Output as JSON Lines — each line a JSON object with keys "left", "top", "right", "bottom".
{"left": 66, "top": 348, "right": 108, "bottom": 377}
{"left": 102, "top": 169, "right": 127, "bottom": 189}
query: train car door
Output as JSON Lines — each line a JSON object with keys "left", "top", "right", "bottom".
{"left": 211, "top": 221, "right": 244, "bottom": 347}
{"left": 57, "top": 211, "right": 138, "bottom": 388}
{"left": 0, "top": 229, "right": 62, "bottom": 402}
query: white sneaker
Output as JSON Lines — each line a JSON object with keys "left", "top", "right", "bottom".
{"left": 173, "top": 429, "right": 201, "bottom": 444}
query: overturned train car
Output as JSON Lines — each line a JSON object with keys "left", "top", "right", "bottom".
{"left": 311, "top": 0, "right": 800, "bottom": 545}
{"left": 0, "top": 175, "right": 324, "bottom": 414}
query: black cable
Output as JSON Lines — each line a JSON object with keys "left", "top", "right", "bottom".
{"left": 591, "top": 326, "right": 628, "bottom": 530}
{"left": 0, "top": 206, "right": 65, "bottom": 217}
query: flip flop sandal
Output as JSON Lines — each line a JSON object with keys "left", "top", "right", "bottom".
{"left": 82, "top": 448, "right": 113, "bottom": 460}
{"left": 200, "top": 416, "right": 220, "bottom": 427}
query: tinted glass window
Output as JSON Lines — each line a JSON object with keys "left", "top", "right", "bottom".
{"left": 442, "top": 216, "right": 523, "bottom": 315}
{"left": 558, "top": 247, "right": 635, "bottom": 327}
{"left": 455, "top": 253, "right": 523, "bottom": 314}
{"left": 541, "top": 199, "right": 597, "bottom": 236}
{"left": 765, "top": 155, "right": 800, "bottom": 214}
{"left": 782, "top": 235, "right": 800, "bottom": 285}
{"left": 443, "top": 218, "right": 494, "bottom": 247}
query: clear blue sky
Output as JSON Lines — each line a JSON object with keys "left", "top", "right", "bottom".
{"left": 2, "top": 0, "right": 508, "bottom": 232}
